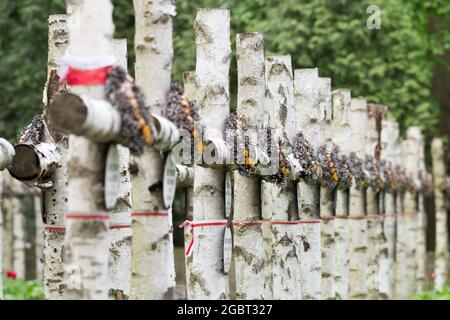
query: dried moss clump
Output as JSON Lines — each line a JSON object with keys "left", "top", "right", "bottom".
{"left": 105, "top": 66, "right": 153, "bottom": 156}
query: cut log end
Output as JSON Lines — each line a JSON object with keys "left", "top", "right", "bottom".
{"left": 48, "top": 93, "right": 88, "bottom": 134}
{"left": 9, "top": 144, "right": 41, "bottom": 181}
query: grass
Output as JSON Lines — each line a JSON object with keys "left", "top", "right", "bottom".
{"left": 416, "top": 286, "right": 450, "bottom": 300}
{"left": 2, "top": 277, "right": 44, "bottom": 300}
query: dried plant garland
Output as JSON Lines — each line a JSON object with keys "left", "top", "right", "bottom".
{"left": 317, "top": 144, "right": 339, "bottom": 189}
{"left": 331, "top": 145, "right": 353, "bottom": 190}
{"left": 348, "top": 152, "right": 369, "bottom": 190}
{"left": 105, "top": 66, "right": 154, "bottom": 156}
{"left": 293, "top": 132, "right": 320, "bottom": 184}
{"left": 224, "top": 112, "right": 257, "bottom": 176}
{"left": 380, "top": 160, "right": 398, "bottom": 193}
{"left": 365, "top": 155, "right": 384, "bottom": 192}
{"left": 419, "top": 170, "right": 434, "bottom": 194}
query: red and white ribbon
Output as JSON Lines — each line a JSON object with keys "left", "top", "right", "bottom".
{"left": 179, "top": 220, "right": 228, "bottom": 257}
{"left": 58, "top": 52, "right": 116, "bottom": 85}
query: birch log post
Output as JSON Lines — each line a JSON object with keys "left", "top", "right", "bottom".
{"left": 263, "top": 55, "right": 300, "bottom": 300}
{"left": 294, "top": 68, "right": 321, "bottom": 300}
{"left": 233, "top": 32, "right": 266, "bottom": 300}
{"left": 107, "top": 39, "right": 132, "bottom": 300}
{"left": 0, "top": 140, "right": 15, "bottom": 298}
{"left": 331, "top": 89, "right": 352, "bottom": 300}
{"left": 431, "top": 138, "right": 448, "bottom": 291}
{"left": 415, "top": 130, "right": 427, "bottom": 292}
{"left": 318, "top": 77, "right": 335, "bottom": 300}
{"left": 187, "top": 8, "right": 231, "bottom": 300}
{"left": 41, "top": 14, "right": 69, "bottom": 300}
{"left": 402, "top": 128, "right": 421, "bottom": 297}
{"left": 348, "top": 97, "right": 368, "bottom": 300}
{"left": 61, "top": 0, "right": 115, "bottom": 299}
{"left": 380, "top": 117, "right": 400, "bottom": 299}
{"left": 34, "top": 194, "right": 43, "bottom": 280}
{"left": 130, "top": 0, "right": 175, "bottom": 300}
{"left": 12, "top": 197, "right": 26, "bottom": 279}
{"left": 365, "top": 104, "right": 387, "bottom": 299}
{"left": 182, "top": 71, "right": 197, "bottom": 296}
{"left": 394, "top": 138, "right": 407, "bottom": 300}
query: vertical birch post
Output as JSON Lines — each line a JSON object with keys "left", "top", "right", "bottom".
{"left": 263, "top": 55, "right": 300, "bottom": 300}
{"left": 348, "top": 97, "right": 368, "bottom": 300}
{"left": 331, "top": 89, "right": 352, "bottom": 300}
{"left": 431, "top": 138, "right": 448, "bottom": 291}
{"left": 130, "top": 0, "right": 175, "bottom": 300}
{"left": 182, "top": 71, "right": 197, "bottom": 295}
{"left": 108, "top": 39, "right": 132, "bottom": 300}
{"left": 402, "top": 128, "right": 421, "bottom": 298}
{"left": 365, "top": 104, "right": 386, "bottom": 299}
{"left": 380, "top": 118, "right": 400, "bottom": 299}
{"left": 42, "top": 14, "right": 69, "bottom": 300}
{"left": 318, "top": 77, "right": 335, "bottom": 300}
{"left": 61, "top": 0, "right": 114, "bottom": 299}
{"left": 187, "top": 8, "right": 231, "bottom": 300}
{"left": 294, "top": 69, "right": 321, "bottom": 300}
{"left": 415, "top": 130, "right": 427, "bottom": 292}
{"left": 233, "top": 33, "right": 266, "bottom": 300}
{"left": 0, "top": 140, "right": 15, "bottom": 297}
{"left": 12, "top": 197, "right": 26, "bottom": 279}
{"left": 394, "top": 138, "right": 408, "bottom": 299}
{"left": 34, "top": 194, "right": 43, "bottom": 280}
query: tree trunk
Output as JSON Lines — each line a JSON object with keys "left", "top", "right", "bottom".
{"left": 348, "top": 97, "right": 368, "bottom": 300}
{"left": 107, "top": 39, "right": 132, "bottom": 300}
{"left": 294, "top": 68, "right": 321, "bottom": 300}
{"left": 62, "top": 0, "right": 115, "bottom": 300}
{"left": 12, "top": 197, "right": 26, "bottom": 280}
{"left": 431, "top": 138, "right": 448, "bottom": 291}
{"left": 366, "top": 188, "right": 381, "bottom": 299}
{"left": 394, "top": 191, "right": 407, "bottom": 299}
{"left": 130, "top": 0, "right": 175, "bottom": 300}
{"left": 41, "top": 13, "right": 69, "bottom": 300}
{"left": 187, "top": 8, "right": 231, "bottom": 300}
{"left": 233, "top": 32, "right": 266, "bottom": 300}
{"left": 34, "top": 194, "right": 43, "bottom": 280}
{"left": 331, "top": 89, "right": 352, "bottom": 300}
{"left": 266, "top": 55, "right": 301, "bottom": 299}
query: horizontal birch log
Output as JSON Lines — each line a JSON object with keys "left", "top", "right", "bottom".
{"left": 9, "top": 143, "right": 61, "bottom": 188}
{"left": 0, "top": 138, "right": 15, "bottom": 171}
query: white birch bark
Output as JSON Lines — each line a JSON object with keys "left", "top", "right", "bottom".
{"left": 108, "top": 39, "right": 132, "bottom": 300}
{"left": 416, "top": 131, "right": 427, "bottom": 292}
{"left": 2, "top": 189, "right": 14, "bottom": 276}
{"left": 431, "top": 138, "right": 448, "bottom": 291}
{"left": 348, "top": 97, "right": 368, "bottom": 300}
{"left": 188, "top": 8, "right": 231, "bottom": 300}
{"left": 233, "top": 32, "right": 266, "bottom": 300}
{"left": 130, "top": 0, "right": 175, "bottom": 300}
{"left": 317, "top": 77, "right": 335, "bottom": 300}
{"left": 394, "top": 188, "right": 407, "bottom": 299}
{"left": 34, "top": 194, "right": 43, "bottom": 280}
{"left": 331, "top": 89, "right": 352, "bottom": 300}
{"left": 62, "top": 0, "right": 114, "bottom": 300}
{"left": 182, "top": 71, "right": 197, "bottom": 298}
{"left": 294, "top": 68, "right": 321, "bottom": 300}
{"left": 266, "top": 55, "right": 300, "bottom": 300}
{"left": 12, "top": 197, "right": 26, "bottom": 279}
{"left": 381, "top": 118, "right": 399, "bottom": 299}
{"left": 41, "top": 14, "right": 69, "bottom": 300}
{"left": 365, "top": 106, "right": 383, "bottom": 300}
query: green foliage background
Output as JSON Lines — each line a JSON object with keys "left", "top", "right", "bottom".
{"left": 0, "top": 0, "right": 449, "bottom": 151}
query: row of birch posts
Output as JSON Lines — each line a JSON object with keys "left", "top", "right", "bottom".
{"left": 0, "top": 1, "right": 449, "bottom": 300}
